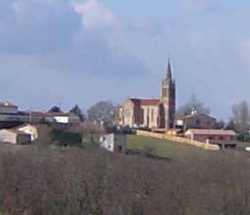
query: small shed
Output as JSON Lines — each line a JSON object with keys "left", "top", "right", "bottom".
{"left": 100, "top": 133, "right": 127, "bottom": 153}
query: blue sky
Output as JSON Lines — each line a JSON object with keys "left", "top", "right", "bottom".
{"left": 0, "top": 0, "right": 250, "bottom": 119}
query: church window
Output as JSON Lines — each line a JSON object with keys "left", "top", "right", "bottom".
{"left": 162, "top": 88, "right": 167, "bottom": 97}
{"left": 151, "top": 109, "right": 154, "bottom": 122}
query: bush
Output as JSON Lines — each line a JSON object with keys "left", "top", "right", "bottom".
{"left": 51, "top": 129, "right": 82, "bottom": 146}
{"left": 237, "top": 133, "right": 250, "bottom": 142}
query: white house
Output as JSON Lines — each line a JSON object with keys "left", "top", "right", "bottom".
{"left": 100, "top": 133, "right": 127, "bottom": 153}
{"left": 43, "top": 112, "right": 80, "bottom": 124}
{"left": 17, "top": 124, "right": 38, "bottom": 141}
{"left": 44, "top": 112, "right": 70, "bottom": 124}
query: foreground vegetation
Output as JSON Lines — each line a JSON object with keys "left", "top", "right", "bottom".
{"left": 0, "top": 141, "right": 250, "bottom": 215}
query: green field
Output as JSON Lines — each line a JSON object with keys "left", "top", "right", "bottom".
{"left": 127, "top": 135, "right": 213, "bottom": 160}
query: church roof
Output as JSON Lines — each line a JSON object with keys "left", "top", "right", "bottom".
{"left": 130, "top": 98, "right": 160, "bottom": 106}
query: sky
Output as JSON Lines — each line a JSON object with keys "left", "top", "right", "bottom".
{"left": 0, "top": 0, "right": 250, "bottom": 119}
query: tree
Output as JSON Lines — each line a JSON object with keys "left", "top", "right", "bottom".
{"left": 176, "top": 95, "right": 210, "bottom": 117}
{"left": 87, "top": 101, "right": 116, "bottom": 126}
{"left": 216, "top": 120, "right": 225, "bottom": 129}
{"left": 70, "top": 105, "right": 85, "bottom": 122}
{"left": 231, "top": 100, "right": 250, "bottom": 133}
{"left": 225, "top": 119, "right": 236, "bottom": 131}
{"left": 48, "top": 106, "right": 62, "bottom": 113}
{"left": 81, "top": 121, "right": 105, "bottom": 147}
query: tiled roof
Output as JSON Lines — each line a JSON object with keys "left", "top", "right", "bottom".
{"left": 22, "top": 111, "right": 70, "bottom": 117}
{"left": 186, "top": 129, "right": 236, "bottom": 136}
{"left": 179, "top": 113, "right": 216, "bottom": 120}
{"left": 130, "top": 98, "right": 160, "bottom": 106}
{"left": 43, "top": 112, "right": 70, "bottom": 117}
{"left": 0, "top": 101, "right": 17, "bottom": 108}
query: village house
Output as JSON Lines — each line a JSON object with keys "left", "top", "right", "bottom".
{"left": 0, "top": 100, "right": 81, "bottom": 128}
{"left": 0, "top": 101, "right": 18, "bottom": 114}
{"left": 29, "top": 112, "right": 81, "bottom": 124}
{"left": 176, "top": 111, "right": 217, "bottom": 131}
{"left": 0, "top": 124, "right": 38, "bottom": 145}
{"left": 185, "top": 129, "right": 236, "bottom": 143}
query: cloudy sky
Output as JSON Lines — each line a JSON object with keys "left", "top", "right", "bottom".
{"left": 0, "top": 0, "right": 250, "bottom": 119}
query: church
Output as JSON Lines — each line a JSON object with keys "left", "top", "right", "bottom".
{"left": 118, "top": 61, "right": 176, "bottom": 130}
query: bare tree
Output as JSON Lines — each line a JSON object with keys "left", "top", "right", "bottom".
{"left": 231, "top": 100, "right": 250, "bottom": 133}
{"left": 176, "top": 95, "right": 210, "bottom": 118}
{"left": 87, "top": 101, "right": 116, "bottom": 126}
{"left": 81, "top": 121, "right": 105, "bottom": 147}
{"left": 70, "top": 105, "right": 86, "bottom": 122}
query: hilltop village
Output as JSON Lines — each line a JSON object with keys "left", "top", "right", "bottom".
{"left": 1, "top": 62, "right": 250, "bottom": 215}
{"left": 0, "top": 61, "right": 243, "bottom": 151}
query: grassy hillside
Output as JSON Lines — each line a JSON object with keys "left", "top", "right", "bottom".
{"left": 127, "top": 135, "right": 214, "bottom": 160}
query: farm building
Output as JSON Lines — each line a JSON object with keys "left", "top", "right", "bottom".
{"left": 185, "top": 129, "right": 236, "bottom": 143}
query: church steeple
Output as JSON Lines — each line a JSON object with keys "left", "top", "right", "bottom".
{"left": 160, "top": 59, "right": 176, "bottom": 130}
{"left": 166, "top": 59, "right": 172, "bottom": 80}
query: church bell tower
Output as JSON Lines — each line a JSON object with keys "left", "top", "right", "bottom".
{"left": 160, "top": 60, "right": 176, "bottom": 129}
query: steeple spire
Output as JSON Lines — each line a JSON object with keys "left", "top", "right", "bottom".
{"left": 167, "top": 58, "right": 172, "bottom": 80}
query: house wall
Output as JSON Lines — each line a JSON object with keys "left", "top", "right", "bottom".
{"left": 100, "top": 134, "right": 127, "bottom": 153}
{"left": 0, "top": 106, "right": 18, "bottom": 114}
{"left": 0, "top": 130, "right": 17, "bottom": 144}
{"left": 17, "top": 134, "right": 32, "bottom": 145}
{"left": 187, "top": 134, "right": 235, "bottom": 143}
{"left": 100, "top": 134, "right": 115, "bottom": 152}
{"left": 183, "top": 115, "right": 217, "bottom": 130}
{"left": 54, "top": 116, "right": 69, "bottom": 124}
{"left": 114, "top": 134, "right": 127, "bottom": 153}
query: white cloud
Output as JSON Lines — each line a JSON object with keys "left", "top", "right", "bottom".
{"left": 181, "top": 0, "right": 224, "bottom": 11}
{"left": 73, "top": 0, "right": 118, "bottom": 29}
